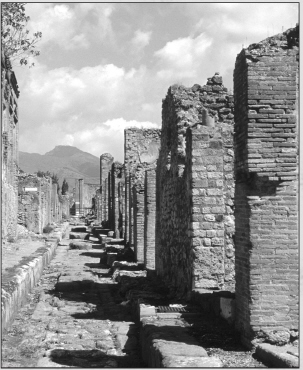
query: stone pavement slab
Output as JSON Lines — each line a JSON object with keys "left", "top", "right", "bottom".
{"left": 255, "top": 343, "right": 299, "bottom": 368}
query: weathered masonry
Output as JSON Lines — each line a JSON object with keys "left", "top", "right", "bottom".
{"left": 73, "top": 179, "right": 98, "bottom": 216}
{"left": 18, "top": 174, "right": 68, "bottom": 233}
{"left": 100, "top": 153, "right": 114, "bottom": 225}
{"left": 93, "top": 26, "right": 298, "bottom": 349}
{"left": 124, "top": 129, "right": 161, "bottom": 263}
{"left": 1, "top": 54, "right": 19, "bottom": 240}
{"left": 234, "top": 26, "right": 299, "bottom": 345}
{"left": 156, "top": 75, "right": 235, "bottom": 297}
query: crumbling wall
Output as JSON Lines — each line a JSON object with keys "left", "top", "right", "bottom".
{"left": 100, "top": 153, "right": 114, "bottom": 225}
{"left": 124, "top": 129, "right": 161, "bottom": 262}
{"left": 18, "top": 175, "right": 42, "bottom": 233}
{"left": 40, "top": 176, "right": 52, "bottom": 227}
{"left": 144, "top": 168, "right": 157, "bottom": 270}
{"left": 83, "top": 183, "right": 98, "bottom": 212}
{"left": 234, "top": 25, "right": 299, "bottom": 346}
{"left": 156, "top": 74, "right": 235, "bottom": 297}
{"left": 95, "top": 189, "right": 101, "bottom": 223}
{"left": 2, "top": 55, "right": 19, "bottom": 239}
{"left": 109, "top": 162, "right": 124, "bottom": 238}
{"left": 61, "top": 195, "right": 70, "bottom": 219}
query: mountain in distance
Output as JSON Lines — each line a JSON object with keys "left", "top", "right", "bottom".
{"left": 19, "top": 145, "right": 101, "bottom": 187}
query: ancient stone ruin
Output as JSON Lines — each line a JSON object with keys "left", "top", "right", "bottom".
{"left": 156, "top": 76, "right": 235, "bottom": 297}
{"left": 233, "top": 25, "right": 299, "bottom": 346}
{"left": 1, "top": 25, "right": 298, "bottom": 351}
{"left": 95, "top": 25, "right": 298, "bottom": 347}
{"left": 2, "top": 53, "right": 19, "bottom": 239}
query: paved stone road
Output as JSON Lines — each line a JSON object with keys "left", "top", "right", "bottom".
{"left": 2, "top": 227, "right": 145, "bottom": 368}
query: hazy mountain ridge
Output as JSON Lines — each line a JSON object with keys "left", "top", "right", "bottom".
{"left": 19, "top": 145, "right": 100, "bottom": 186}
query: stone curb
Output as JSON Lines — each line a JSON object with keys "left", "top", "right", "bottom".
{"left": 255, "top": 343, "right": 299, "bottom": 368}
{"left": 1, "top": 239, "right": 58, "bottom": 333}
{"left": 139, "top": 317, "right": 223, "bottom": 367}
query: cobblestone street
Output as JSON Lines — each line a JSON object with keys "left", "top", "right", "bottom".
{"left": 2, "top": 227, "right": 145, "bottom": 368}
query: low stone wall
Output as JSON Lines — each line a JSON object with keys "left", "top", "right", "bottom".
{"left": 1, "top": 239, "right": 58, "bottom": 333}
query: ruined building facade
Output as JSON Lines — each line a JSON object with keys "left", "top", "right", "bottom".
{"left": 96, "top": 26, "right": 298, "bottom": 347}
{"left": 234, "top": 26, "right": 299, "bottom": 345}
{"left": 2, "top": 55, "right": 19, "bottom": 239}
{"left": 124, "top": 129, "right": 161, "bottom": 264}
{"left": 18, "top": 173, "right": 70, "bottom": 233}
{"left": 156, "top": 77, "right": 235, "bottom": 297}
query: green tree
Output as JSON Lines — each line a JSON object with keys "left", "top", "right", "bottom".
{"left": 51, "top": 173, "right": 60, "bottom": 194}
{"left": 61, "top": 179, "right": 69, "bottom": 195}
{"left": 1, "top": 2, "right": 42, "bottom": 68}
{"left": 36, "top": 170, "right": 52, "bottom": 178}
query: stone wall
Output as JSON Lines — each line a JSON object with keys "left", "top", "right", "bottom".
{"left": 124, "top": 128, "right": 161, "bottom": 261}
{"left": 18, "top": 175, "right": 43, "bottom": 233}
{"left": 100, "top": 153, "right": 114, "bottom": 225}
{"left": 234, "top": 25, "right": 299, "bottom": 346}
{"left": 1, "top": 55, "right": 19, "bottom": 240}
{"left": 144, "top": 168, "right": 157, "bottom": 270}
{"left": 109, "top": 162, "right": 124, "bottom": 238}
{"left": 156, "top": 75, "right": 235, "bottom": 297}
{"left": 40, "top": 177, "right": 52, "bottom": 227}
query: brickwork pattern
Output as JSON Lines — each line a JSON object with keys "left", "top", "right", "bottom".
{"left": 124, "top": 129, "right": 161, "bottom": 251}
{"left": 156, "top": 75, "right": 235, "bottom": 296}
{"left": 234, "top": 26, "right": 299, "bottom": 344}
{"left": 144, "top": 169, "right": 157, "bottom": 269}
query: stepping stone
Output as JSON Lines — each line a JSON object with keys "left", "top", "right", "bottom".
{"left": 69, "top": 232, "right": 89, "bottom": 240}
{"left": 107, "top": 253, "right": 118, "bottom": 266}
{"left": 153, "top": 339, "right": 208, "bottom": 357}
{"left": 106, "top": 238, "right": 124, "bottom": 245}
{"left": 58, "top": 239, "right": 70, "bottom": 246}
{"left": 161, "top": 355, "right": 223, "bottom": 367}
{"left": 69, "top": 241, "right": 91, "bottom": 250}
{"left": 89, "top": 236, "right": 99, "bottom": 243}
{"left": 71, "top": 226, "right": 87, "bottom": 232}
{"left": 112, "top": 261, "right": 144, "bottom": 271}
{"left": 116, "top": 270, "right": 147, "bottom": 282}
{"left": 105, "top": 245, "right": 125, "bottom": 253}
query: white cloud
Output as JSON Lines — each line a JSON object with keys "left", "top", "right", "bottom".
{"left": 61, "top": 118, "right": 159, "bottom": 161}
{"left": 26, "top": 3, "right": 115, "bottom": 50}
{"left": 18, "top": 61, "right": 160, "bottom": 161}
{"left": 131, "top": 30, "right": 152, "bottom": 49}
{"left": 155, "top": 33, "right": 212, "bottom": 80}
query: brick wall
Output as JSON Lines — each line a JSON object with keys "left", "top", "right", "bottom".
{"left": 234, "top": 25, "right": 299, "bottom": 345}
{"left": 124, "top": 128, "right": 161, "bottom": 251}
{"left": 1, "top": 55, "right": 19, "bottom": 239}
{"left": 144, "top": 168, "right": 157, "bottom": 270}
{"left": 100, "top": 153, "right": 114, "bottom": 225}
{"left": 156, "top": 75, "right": 235, "bottom": 297}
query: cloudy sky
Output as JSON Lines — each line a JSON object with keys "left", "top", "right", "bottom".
{"left": 15, "top": 2, "right": 298, "bottom": 162}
